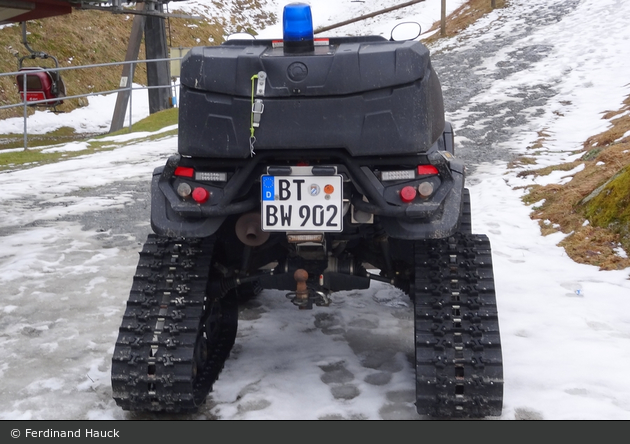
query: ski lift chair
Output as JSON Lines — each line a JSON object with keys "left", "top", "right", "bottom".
{"left": 15, "top": 21, "right": 66, "bottom": 111}
{"left": 16, "top": 56, "right": 66, "bottom": 109}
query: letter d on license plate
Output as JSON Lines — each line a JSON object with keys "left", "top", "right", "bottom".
{"left": 261, "top": 175, "right": 343, "bottom": 232}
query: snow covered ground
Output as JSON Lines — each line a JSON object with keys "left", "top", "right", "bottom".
{"left": 0, "top": 0, "right": 629, "bottom": 421}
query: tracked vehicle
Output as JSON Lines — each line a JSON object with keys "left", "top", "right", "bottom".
{"left": 111, "top": 3, "right": 503, "bottom": 418}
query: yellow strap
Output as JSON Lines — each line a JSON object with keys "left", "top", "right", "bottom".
{"left": 250, "top": 74, "right": 258, "bottom": 138}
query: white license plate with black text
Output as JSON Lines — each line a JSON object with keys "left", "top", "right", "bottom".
{"left": 261, "top": 175, "right": 343, "bottom": 231}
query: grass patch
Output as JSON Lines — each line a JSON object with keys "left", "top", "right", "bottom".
{"left": 0, "top": 103, "right": 179, "bottom": 153}
{"left": 0, "top": 142, "right": 110, "bottom": 172}
{"left": 583, "top": 165, "right": 630, "bottom": 254}
{"left": 0, "top": 123, "right": 104, "bottom": 150}
{"left": 507, "top": 155, "right": 537, "bottom": 169}
{"left": 103, "top": 107, "right": 179, "bottom": 138}
{"left": 520, "top": 94, "right": 630, "bottom": 270}
{"left": 0, "top": 147, "right": 68, "bottom": 170}
{"left": 527, "top": 129, "right": 551, "bottom": 151}
{"left": 422, "top": 0, "right": 506, "bottom": 43}
{"left": 0, "top": 107, "right": 179, "bottom": 171}
{"left": 517, "top": 160, "right": 582, "bottom": 178}
{"left": 128, "top": 107, "right": 178, "bottom": 133}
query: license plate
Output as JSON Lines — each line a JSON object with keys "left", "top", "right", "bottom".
{"left": 261, "top": 175, "right": 343, "bottom": 232}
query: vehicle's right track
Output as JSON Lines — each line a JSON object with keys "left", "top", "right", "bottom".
{"left": 412, "top": 233, "right": 503, "bottom": 418}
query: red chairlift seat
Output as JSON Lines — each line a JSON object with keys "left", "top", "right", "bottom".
{"left": 16, "top": 66, "right": 66, "bottom": 108}
{"left": 15, "top": 21, "right": 66, "bottom": 110}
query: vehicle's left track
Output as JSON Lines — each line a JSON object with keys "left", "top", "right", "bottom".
{"left": 111, "top": 234, "right": 237, "bottom": 413}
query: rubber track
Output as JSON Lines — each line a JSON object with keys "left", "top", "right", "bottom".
{"left": 459, "top": 188, "right": 472, "bottom": 235}
{"left": 413, "top": 233, "right": 503, "bottom": 418}
{"left": 111, "top": 234, "right": 237, "bottom": 413}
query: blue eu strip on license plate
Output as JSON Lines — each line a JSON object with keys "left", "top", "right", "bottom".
{"left": 261, "top": 175, "right": 343, "bottom": 232}
{"left": 262, "top": 175, "right": 275, "bottom": 201}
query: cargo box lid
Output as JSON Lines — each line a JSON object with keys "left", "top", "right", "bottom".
{"left": 179, "top": 37, "right": 432, "bottom": 97}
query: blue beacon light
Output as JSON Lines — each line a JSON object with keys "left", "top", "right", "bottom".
{"left": 282, "top": 3, "right": 315, "bottom": 53}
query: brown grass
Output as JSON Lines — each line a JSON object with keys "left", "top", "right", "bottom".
{"left": 519, "top": 95, "right": 630, "bottom": 270}
{"left": 422, "top": 0, "right": 506, "bottom": 44}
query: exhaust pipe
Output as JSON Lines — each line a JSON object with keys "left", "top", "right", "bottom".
{"left": 235, "top": 212, "right": 270, "bottom": 247}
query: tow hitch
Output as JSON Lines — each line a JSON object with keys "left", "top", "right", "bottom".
{"left": 285, "top": 269, "right": 330, "bottom": 309}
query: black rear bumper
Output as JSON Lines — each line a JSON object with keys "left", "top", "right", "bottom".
{"left": 150, "top": 150, "right": 465, "bottom": 240}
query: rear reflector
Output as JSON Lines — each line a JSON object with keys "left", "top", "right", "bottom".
{"left": 192, "top": 187, "right": 210, "bottom": 203}
{"left": 417, "top": 165, "right": 439, "bottom": 176}
{"left": 400, "top": 186, "right": 417, "bottom": 203}
{"left": 174, "top": 166, "right": 194, "bottom": 178}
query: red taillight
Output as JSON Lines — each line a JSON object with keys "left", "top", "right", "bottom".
{"left": 400, "top": 186, "right": 417, "bottom": 203}
{"left": 417, "top": 165, "right": 439, "bottom": 176}
{"left": 192, "top": 187, "right": 210, "bottom": 203}
{"left": 174, "top": 166, "right": 194, "bottom": 178}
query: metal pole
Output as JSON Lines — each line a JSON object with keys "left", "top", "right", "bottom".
{"left": 23, "top": 71, "right": 28, "bottom": 150}
{"left": 128, "top": 62, "right": 134, "bottom": 131}
{"left": 110, "top": 2, "right": 147, "bottom": 133}
{"left": 145, "top": 2, "right": 172, "bottom": 114}
{"left": 441, "top": 0, "right": 446, "bottom": 37}
{"left": 492, "top": 0, "right": 496, "bottom": 8}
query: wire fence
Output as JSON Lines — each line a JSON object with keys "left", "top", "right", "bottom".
{"left": 0, "top": 56, "right": 183, "bottom": 150}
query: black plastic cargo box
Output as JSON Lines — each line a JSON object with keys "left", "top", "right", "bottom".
{"left": 177, "top": 36, "right": 445, "bottom": 158}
